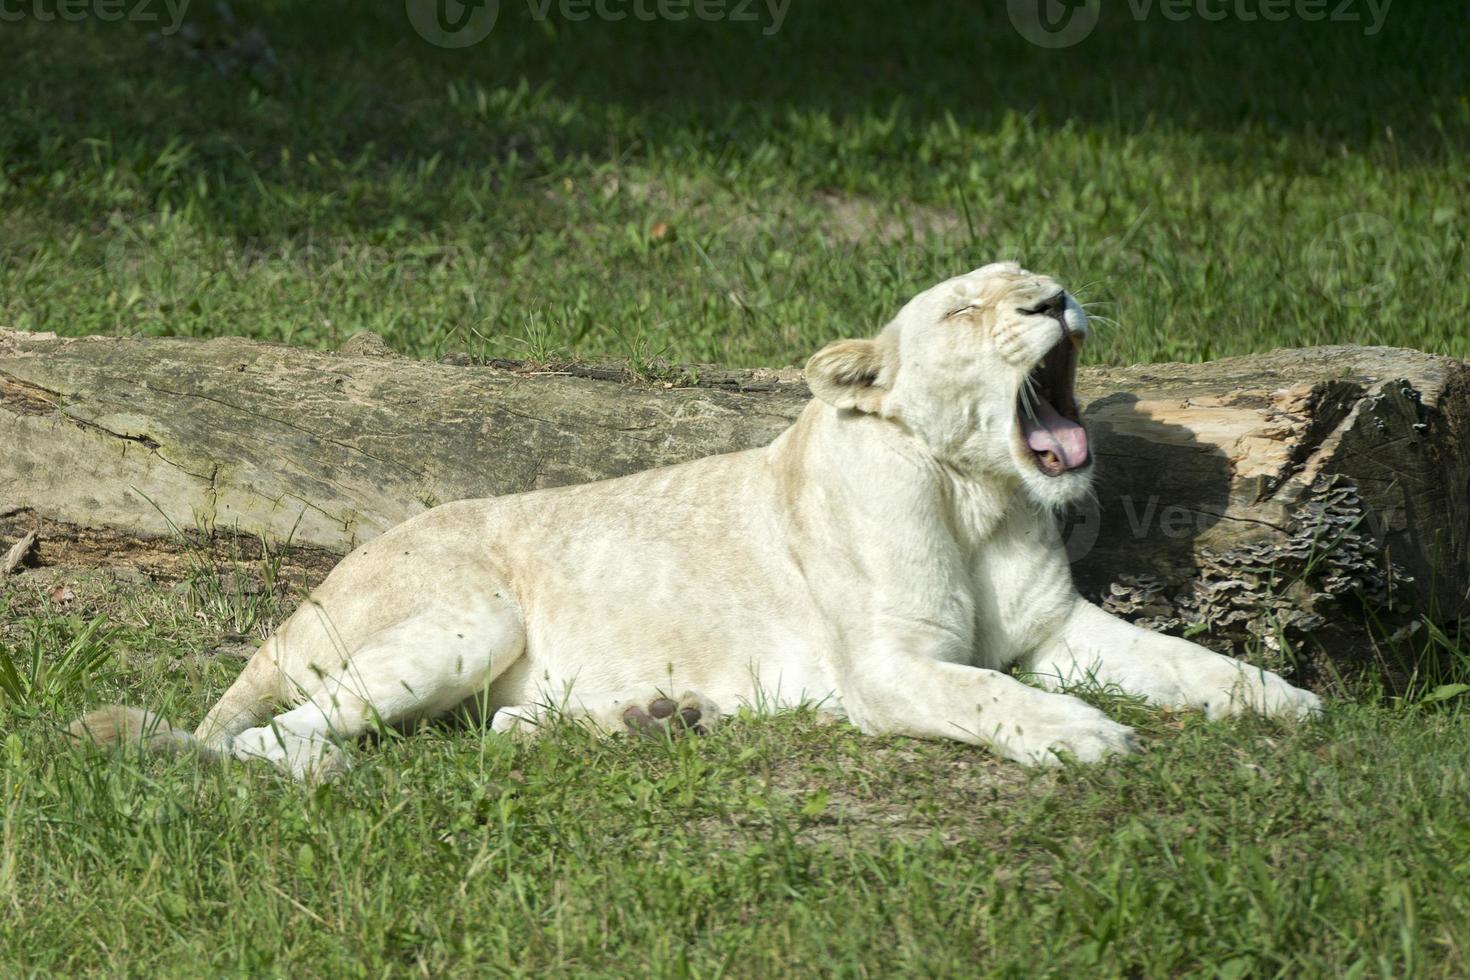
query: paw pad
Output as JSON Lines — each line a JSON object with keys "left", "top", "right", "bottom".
{"left": 623, "top": 693, "right": 712, "bottom": 738}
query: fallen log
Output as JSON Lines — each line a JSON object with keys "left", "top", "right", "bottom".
{"left": 2, "top": 329, "right": 1466, "bottom": 683}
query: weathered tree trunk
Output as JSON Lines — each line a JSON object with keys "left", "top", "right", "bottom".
{"left": 2, "top": 329, "right": 1466, "bottom": 682}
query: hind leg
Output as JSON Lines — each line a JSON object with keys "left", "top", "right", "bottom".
{"left": 233, "top": 606, "right": 525, "bottom": 780}
{"left": 193, "top": 638, "right": 285, "bottom": 749}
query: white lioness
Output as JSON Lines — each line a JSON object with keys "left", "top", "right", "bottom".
{"left": 74, "top": 263, "right": 1320, "bottom": 779}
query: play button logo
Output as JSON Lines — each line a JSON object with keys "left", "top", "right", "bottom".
{"left": 1007, "top": 0, "right": 1102, "bottom": 49}
{"left": 406, "top": 0, "right": 501, "bottom": 48}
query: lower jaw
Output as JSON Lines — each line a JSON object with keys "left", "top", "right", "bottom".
{"left": 1015, "top": 442, "right": 1091, "bottom": 481}
{"left": 1030, "top": 453, "right": 1066, "bottom": 478}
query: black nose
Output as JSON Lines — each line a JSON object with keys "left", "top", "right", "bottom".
{"left": 1021, "top": 292, "right": 1070, "bottom": 332}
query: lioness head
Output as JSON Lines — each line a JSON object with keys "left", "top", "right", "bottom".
{"left": 806, "top": 262, "right": 1093, "bottom": 508}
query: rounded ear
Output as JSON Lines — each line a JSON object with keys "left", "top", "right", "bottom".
{"left": 805, "top": 336, "right": 894, "bottom": 413}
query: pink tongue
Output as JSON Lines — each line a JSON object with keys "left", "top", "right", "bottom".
{"left": 1022, "top": 399, "right": 1090, "bottom": 470}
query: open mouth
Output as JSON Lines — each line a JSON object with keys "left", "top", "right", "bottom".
{"left": 1017, "top": 334, "right": 1090, "bottom": 478}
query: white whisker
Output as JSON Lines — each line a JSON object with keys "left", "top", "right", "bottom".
{"left": 1069, "top": 280, "right": 1104, "bottom": 300}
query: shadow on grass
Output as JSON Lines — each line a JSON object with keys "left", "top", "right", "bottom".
{"left": 0, "top": 1, "right": 1463, "bottom": 238}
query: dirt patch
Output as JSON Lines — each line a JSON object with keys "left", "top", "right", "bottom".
{"left": 812, "top": 191, "right": 968, "bottom": 245}
{"left": 692, "top": 717, "right": 1048, "bottom": 851}
{"left": 1, "top": 509, "right": 338, "bottom": 585}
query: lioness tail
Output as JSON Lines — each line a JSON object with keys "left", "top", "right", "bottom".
{"left": 66, "top": 705, "right": 223, "bottom": 760}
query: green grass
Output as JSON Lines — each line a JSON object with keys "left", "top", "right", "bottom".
{"left": 1, "top": 2, "right": 1467, "bottom": 366}
{"left": 2, "top": 566, "right": 1469, "bottom": 976}
{"left": 3, "top": 1, "right": 1470, "bottom": 975}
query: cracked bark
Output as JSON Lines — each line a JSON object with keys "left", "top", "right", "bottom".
{"left": 2, "top": 330, "right": 1466, "bottom": 679}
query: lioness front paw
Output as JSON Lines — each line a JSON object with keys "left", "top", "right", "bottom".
{"left": 995, "top": 693, "right": 1139, "bottom": 767}
{"left": 1203, "top": 667, "right": 1322, "bottom": 722}
{"left": 621, "top": 690, "right": 722, "bottom": 739}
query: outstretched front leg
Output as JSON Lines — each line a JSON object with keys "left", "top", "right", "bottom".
{"left": 1019, "top": 600, "right": 1322, "bottom": 720}
{"left": 837, "top": 629, "right": 1139, "bottom": 767}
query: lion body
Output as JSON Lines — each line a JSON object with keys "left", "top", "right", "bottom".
{"left": 72, "top": 264, "right": 1320, "bottom": 780}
